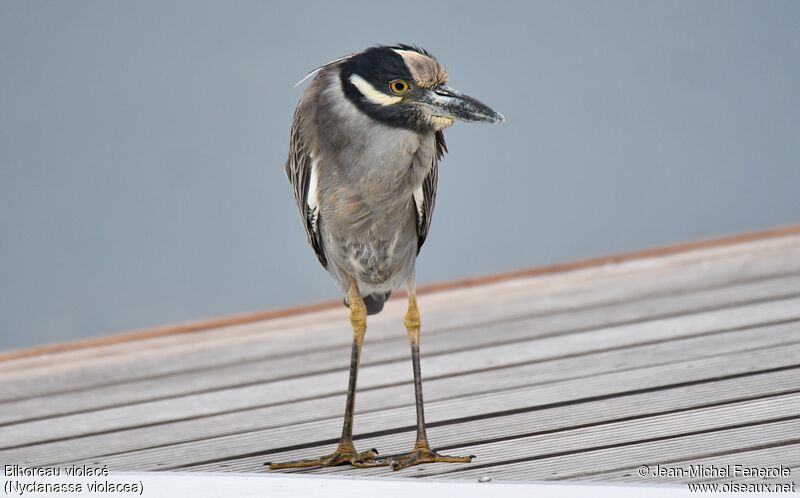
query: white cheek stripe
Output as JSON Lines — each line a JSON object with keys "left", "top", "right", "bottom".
{"left": 349, "top": 74, "right": 401, "bottom": 106}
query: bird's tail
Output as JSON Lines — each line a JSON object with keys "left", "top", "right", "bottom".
{"left": 343, "top": 291, "right": 392, "bottom": 315}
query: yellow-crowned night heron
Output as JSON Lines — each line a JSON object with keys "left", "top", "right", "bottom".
{"left": 268, "top": 44, "right": 503, "bottom": 471}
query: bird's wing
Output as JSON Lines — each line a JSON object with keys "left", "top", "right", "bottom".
{"left": 414, "top": 131, "right": 447, "bottom": 254}
{"left": 285, "top": 107, "right": 327, "bottom": 268}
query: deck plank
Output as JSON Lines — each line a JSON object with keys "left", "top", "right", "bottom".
{"left": 2, "top": 296, "right": 799, "bottom": 445}
{"left": 4, "top": 340, "right": 798, "bottom": 468}
{"left": 429, "top": 419, "right": 800, "bottom": 481}
{"left": 180, "top": 368, "right": 800, "bottom": 475}
{"left": 2, "top": 234, "right": 799, "bottom": 382}
{"left": 1, "top": 230, "right": 799, "bottom": 484}
{"left": 2, "top": 273, "right": 800, "bottom": 424}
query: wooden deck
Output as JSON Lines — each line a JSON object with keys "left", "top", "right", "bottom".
{"left": 1, "top": 228, "right": 799, "bottom": 485}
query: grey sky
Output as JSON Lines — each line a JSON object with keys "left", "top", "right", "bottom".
{"left": 1, "top": 1, "right": 799, "bottom": 351}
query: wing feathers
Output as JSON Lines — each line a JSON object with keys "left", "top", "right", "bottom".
{"left": 286, "top": 108, "right": 327, "bottom": 268}
{"left": 415, "top": 130, "right": 446, "bottom": 253}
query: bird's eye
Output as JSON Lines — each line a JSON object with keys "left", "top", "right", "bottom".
{"left": 389, "top": 79, "right": 411, "bottom": 95}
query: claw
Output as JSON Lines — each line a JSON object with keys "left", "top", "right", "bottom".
{"left": 266, "top": 446, "right": 386, "bottom": 470}
{"left": 388, "top": 446, "right": 474, "bottom": 470}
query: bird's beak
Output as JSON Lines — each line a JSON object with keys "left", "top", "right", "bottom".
{"left": 417, "top": 85, "right": 504, "bottom": 124}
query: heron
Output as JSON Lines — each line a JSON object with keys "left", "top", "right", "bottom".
{"left": 268, "top": 44, "right": 503, "bottom": 471}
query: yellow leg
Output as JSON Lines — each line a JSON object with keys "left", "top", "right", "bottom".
{"left": 387, "top": 293, "right": 474, "bottom": 470}
{"left": 267, "top": 282, "right": 385, "bottom": 469}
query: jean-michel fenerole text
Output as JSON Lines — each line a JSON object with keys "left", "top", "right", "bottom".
{"left": 650, "top": 464, "right": 791, "bottom": 479}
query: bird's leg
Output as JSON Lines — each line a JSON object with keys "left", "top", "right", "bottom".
{"left": 386, "top": 293, "right": 474, "bottom": 471}
{"left": 267, "top": 282, "right": 385, "bottom": 469}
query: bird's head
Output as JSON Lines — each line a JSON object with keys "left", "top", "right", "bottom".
{"left": 336, "top": 45, "right": 504, "bottom": 132}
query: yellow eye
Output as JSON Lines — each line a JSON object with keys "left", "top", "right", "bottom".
{"left": 389, "top": 79, "right": 411, "bottom": 95}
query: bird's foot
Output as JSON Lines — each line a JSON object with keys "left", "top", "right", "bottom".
{"left": 266, "top": 444, "right": 385, "bottom": 469}
{"left": 385, "top": 445, "right": 475, "bottom": 470}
